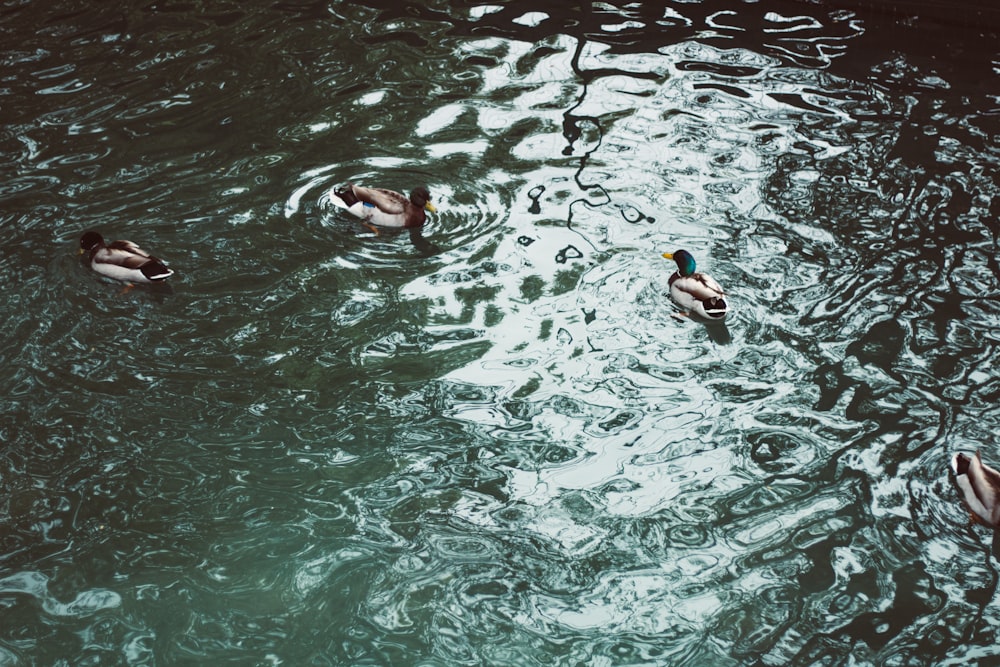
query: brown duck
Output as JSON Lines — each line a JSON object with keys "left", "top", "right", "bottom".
{"left": 329, "top": 184, "right": 436, "bottom": 229}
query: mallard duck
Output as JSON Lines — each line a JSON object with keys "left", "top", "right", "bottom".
{"left": 78, "top": 231, "right": 173, "bottom": 284}
{"left": 951, "top": 451, "right": 1000, "bottom": 528}
{"left": 662, "top": 249, "right": 728, "bottom": 320}
{"left": 329, "top": 184, "right": 436, "bottom": 229}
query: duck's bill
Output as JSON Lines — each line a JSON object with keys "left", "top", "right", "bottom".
{"left": 661, "top": 252, "right": 673, "bottom": 259}
{"left": 424, "top": 202, "right": 438, "bottom": 213}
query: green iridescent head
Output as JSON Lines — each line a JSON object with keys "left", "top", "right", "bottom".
{"left": 662, "top": 249, "right": 696, "bottom": 277}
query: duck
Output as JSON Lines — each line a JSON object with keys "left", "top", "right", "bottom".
{"left": 661, "top": 249, "right": 728, "bottom": 320}
{"left": 78, "top": 231, "right": 173, "bottom": 284}
{"left": 328, "top": 184, "right": 436, "bottom": 230}
{"left": 951, "top": 451, "right": 1000, "bottom": 528}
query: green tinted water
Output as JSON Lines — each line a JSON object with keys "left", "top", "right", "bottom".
{"left": 2, "top": 1, "right": 1000, "bottom": 664}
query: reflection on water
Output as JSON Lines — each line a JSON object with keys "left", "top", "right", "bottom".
{"left": 1, "top": 0, "right": 1000, "bottom": 664}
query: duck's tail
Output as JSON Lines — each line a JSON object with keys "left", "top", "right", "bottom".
{"left": 141, "top": 261, "right": 173, "bottom": 281}
{"left": 704, "top": 297, "right": 728, "bottom": 319}
{"left": 332, "top": 183, "right": 359, "bottom": 208}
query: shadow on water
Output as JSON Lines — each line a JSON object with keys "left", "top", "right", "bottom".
{"left": 695, "top": 317, "right": 733, "bottom": 346}
{"left": 407, "top": 227, "right": 442, "bottom": 256}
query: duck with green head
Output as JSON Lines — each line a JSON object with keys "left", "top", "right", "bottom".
{"left": 662, "top": 249, "right": 728, "bottom": 321}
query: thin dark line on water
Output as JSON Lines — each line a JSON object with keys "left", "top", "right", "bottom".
{"left": 558, "top": 2, "right": 608, "bottom": 254}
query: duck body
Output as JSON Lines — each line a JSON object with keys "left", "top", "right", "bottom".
{"left": 662, "top": 249, "right": 728, "bottom": 321}
{"left": 951, "top": 450, "right": 1000, "bottom": 528}
{"left": 79, "top": 231, "right": 173, "bottom": 284}
{"left": 329, "top": 184, "right": 436, "bottom": 229}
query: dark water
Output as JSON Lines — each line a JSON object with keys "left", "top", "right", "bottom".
{"left": 2, "top": 0, "right": 1000, "bottom": 664}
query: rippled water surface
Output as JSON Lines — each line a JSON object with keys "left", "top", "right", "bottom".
{"left": 3, "top": 0, "right": 1000, "bottom": 664}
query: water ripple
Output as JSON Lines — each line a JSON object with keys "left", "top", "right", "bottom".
{"left": 2, "top": 0, "right": 1000, "bottom": 665}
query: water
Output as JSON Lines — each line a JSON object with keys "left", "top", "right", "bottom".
{"left": 2, "top": 0, "right": 999, "bottom": 664}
